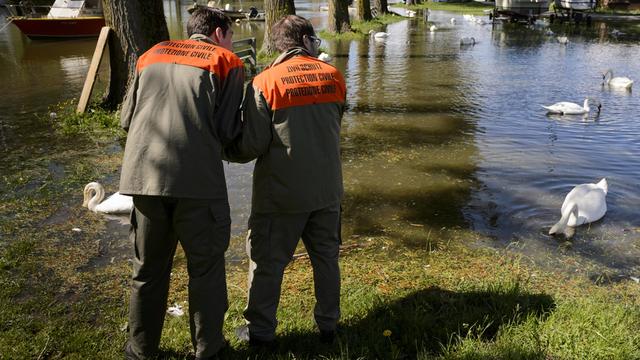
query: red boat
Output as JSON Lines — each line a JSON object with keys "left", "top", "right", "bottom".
{"left": 7, "top": 0, "right": 105, "bottom": 38}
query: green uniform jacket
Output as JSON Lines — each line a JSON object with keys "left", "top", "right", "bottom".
{"left": 225, "top": 48, "right": 347, "bottom": 213}
{"left": 119, "top": 34, "right": 245, "bottom": 199}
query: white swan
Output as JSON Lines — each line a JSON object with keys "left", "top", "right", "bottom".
{"left": 429, "top": 25, "right": 438, "bottom": 32}
{"left": 406, "top": 10, "right": 417, "bottom": 17}
{"left": 83, "top": 182, "right": 133, "bottom": 214}
{"left": 450, "top": 18, "right": 456, "bottom": 24}
{"left": 549, "top": 178, "right": 608, "bottom": 239}
{"left": 542, "top": 98, "right": 600, "bottom": 115}
{"left": 602, "top": 69, "right": 633, "bottom": 90}
{"left": 369, "top": 30, "right": 389, "bottom": 40}
{"left": 460, "top": 37, "right": 476, "bottom": 45}
{"left": 318, "top": 52, "right": 333, "bottom": 62}
{"left": 557, "top": 36, "right": 569, "bottom": 44}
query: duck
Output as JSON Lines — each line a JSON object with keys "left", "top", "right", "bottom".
{"left": 460, "top": 37, "right": 476, "bottom": 46}
{"left": 549, "top": 178, "right": 608, "bottom": 239}
{"left": 542, "top": 98, "right": 600, "bottom": 115}
{"left": 83, "top": 182, "right": 133, "bottom": 214}
{"left": 429, "top": 24, "right": 438, "bottom": 32}
{"left": 318, "top": 52, "right": 333, "bottom": 62}
{"left": 602, "top": 69, "right": 633, "bottom": 90}
{"left": 369, "top": 30, "right": 389, "bottom": 40}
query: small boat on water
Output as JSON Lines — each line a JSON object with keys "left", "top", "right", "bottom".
{"left": 7, "top": 0, "right": 105, "bottom": 38}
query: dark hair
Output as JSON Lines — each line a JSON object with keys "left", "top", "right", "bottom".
{"left": 271, "top": 15, "right": 315, "bottom": 53}
{"left": 187, "top": 7, "right": 231, "bottom": 38}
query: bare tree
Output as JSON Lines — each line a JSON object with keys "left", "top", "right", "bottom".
{"left": 262, "top": 0, "right": 296, "bottom": 55}
{"left": 327, "top": 0, "right": 351, "bottom": 33}
{"left": 355, "top": 0, "right": 372, "bottom": 21}
{"left": 101, "top": 0, "right": 169, "bottom": 109}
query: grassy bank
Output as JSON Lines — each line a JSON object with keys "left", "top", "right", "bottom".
{"left": 405, "top": 1, "right": 494, "bottom": 15}
{"left": 1, "top": 107, "right": 639, "bottom": 359}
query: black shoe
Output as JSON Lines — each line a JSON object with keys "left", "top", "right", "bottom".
{"left": 319, "top": 329, "right": 336, "bottom": 344}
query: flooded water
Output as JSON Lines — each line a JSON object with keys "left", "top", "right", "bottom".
{"left": 1, "top": 1, "right": 639, "bottom": 274}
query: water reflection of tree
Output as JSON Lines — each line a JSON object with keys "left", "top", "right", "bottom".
{"left": 340, "top": 19, "right": 479, "bottom": 248}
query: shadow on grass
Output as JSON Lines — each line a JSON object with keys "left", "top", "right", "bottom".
{"left": 218, "top": 286, "right": 555, "bottom": 359}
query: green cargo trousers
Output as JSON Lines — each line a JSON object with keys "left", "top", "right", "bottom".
{"left": 243, "top": 203, "right": 341, "bottom": 341}
{"left": 127, "top": 196, "right": 230, "bottom": 359}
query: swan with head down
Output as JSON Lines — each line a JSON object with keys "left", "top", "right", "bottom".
{"left": 549, "top": 178, "right": 608, "bottom": 239}
{"left": 83, "top": 182, "right": 133, "bottom": 214}
{"left": 542, "top": 98, "right": 601, "bottom": 115}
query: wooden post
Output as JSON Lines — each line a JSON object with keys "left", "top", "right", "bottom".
{"left": 76, "top": 26, "right": 110, "bottom": 113}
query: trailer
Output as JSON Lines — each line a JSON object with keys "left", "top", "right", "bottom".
{"left": 493, "top": 0, "right": 550, "bottom": 23}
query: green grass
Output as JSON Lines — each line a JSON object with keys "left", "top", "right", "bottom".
{"left": 405, "top": 1, "right": 494, "bottom": 14}
{"left": 1, "top": 105, "right": 640, "bottom": 359}
{"left": 319, "top": 13, "right": 407, "bottom": 40}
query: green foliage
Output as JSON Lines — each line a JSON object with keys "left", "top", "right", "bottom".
{"left": 47, "top": 99, "right": 122, "bottom": 137}
{"left": 320, "top": 13, "right": 406, "bottom": 40}
{"left": 404, "top": 1, "right": 494, "bottom": 14}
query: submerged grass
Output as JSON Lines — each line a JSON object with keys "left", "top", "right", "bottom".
{"left": 1, "top": 105, "right": 640, "bottom": 359}
{"left": 405, "top": 1, "right": 494, "bottom": 14}
{"left": 319, "top": 13, "right": 407, "bottom": 40}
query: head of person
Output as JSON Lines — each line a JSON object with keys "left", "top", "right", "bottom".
{"left": 187, "top": 7, "right": 233, "bottom": 50}
{"left": 271, "top": 15, "right": 321, "bottom": 57}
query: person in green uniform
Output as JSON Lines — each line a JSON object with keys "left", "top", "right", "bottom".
{"left": 225, "top": 14, "right": 347, "bottom": 345}
{"left": 119, "top": 8, "right": 244, "bottom": 360}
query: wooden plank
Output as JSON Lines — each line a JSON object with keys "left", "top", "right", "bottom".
{"left": 76, "top": 26, "right": 110, "bottom": 114}
{"left": 232, "top": 37, "right": 255, "bottom": 47}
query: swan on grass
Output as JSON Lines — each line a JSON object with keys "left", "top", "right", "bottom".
{"left": 549, "top": 178, "right": 608, "bottom": 239}
{"left": 83, "top": 182, "right": 133, "bottom": 214}
{"left": 542, "top": 98, "right": 601, "bottom": 115}
{"left": 602, "top": 69, "right": 633, "bottom": 90}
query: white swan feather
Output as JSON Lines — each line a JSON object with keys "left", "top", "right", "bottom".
{"left": 542, "top": 98, "right": 600, "bottom": 115}
{"left": 82, "top": 182, "right": 133, "bottom": 214}
{"left": 603, "top": 69, "right": 633, "bottom": 90}
{"left": 549, "top": 178, "right": 608, "bottom": 238}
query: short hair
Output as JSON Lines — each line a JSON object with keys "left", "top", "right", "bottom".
{"left": 187, "top": 7, "right": 231, "bottom": 38}
{"left": 271, "top": 15, "right": 315, "bottom": 53}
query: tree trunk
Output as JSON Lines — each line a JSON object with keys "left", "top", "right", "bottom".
{"left": 372, "top": 0, "right": 389, "bottom": 15}
{"left": 262, "top": 0, "right": 296, "bottom": 55}
{"left": 327, "top": 0, "right": 351, "bottom": 33}
{"left": 101, "top": 0, "right": 169, "bottom": 110}
{"left": 355, "top": 0, "right": 372, "bottom": 21}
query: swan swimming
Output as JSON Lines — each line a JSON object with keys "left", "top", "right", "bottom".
{"left": 369, "top": 30, "right": 389, "bottom": 40}
{"left": 318, "top": 52, "right": 333, "bottom": 62}
{"left": 460, "top": 37, "right": 476, "bottom": 46}
{"left": 549, "top": 178, "right": 608, "bottom": 239}
{"left": 557, "top": 36, "right": 569, "bottom": 44}
{"left": 429, "top": 25, "right": 438, "bottom": 32}
{"left": 602, "top": 69, "right": 633, "bottom": 90}
{"left": 542, "top": 98, "right": 600, "bottom": 115}
{"left": 83, "top": 182, "right": 133, "bottom": 214}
